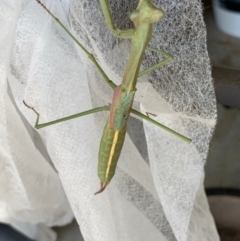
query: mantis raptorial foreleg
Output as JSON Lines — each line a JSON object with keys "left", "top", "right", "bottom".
{"left": 25, "top": 0, "right": 192, "bottom": 194}
{"left": 99, "top": 0, "right": 134, "bottom": 38}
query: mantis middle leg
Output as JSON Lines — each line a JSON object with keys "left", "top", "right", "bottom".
{"left": 23, "top": 101, "right": 110, "bottom": 129}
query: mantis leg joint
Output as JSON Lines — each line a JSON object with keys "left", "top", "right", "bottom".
{"left": 88, "top": 54, "right": 95, "bottom": 61}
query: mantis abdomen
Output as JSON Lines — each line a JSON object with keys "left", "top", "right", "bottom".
{"left": 95, "top": 85, "right": 134, "bottom": 194}
{"left": 96, "top": 120, "right": 127, "bottom": 194}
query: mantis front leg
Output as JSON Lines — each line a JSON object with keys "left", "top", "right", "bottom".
{"left": 99, "top": 0, "right": 134, "bottom": 39}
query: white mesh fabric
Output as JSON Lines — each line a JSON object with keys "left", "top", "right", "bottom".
{"left": 0, "top": 1, "right": 73, "bottom": 240}
{"left": 1, "top": 0, "right": 219, "bottom": 240}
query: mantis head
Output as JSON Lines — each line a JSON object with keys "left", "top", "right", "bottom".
{"left": 130, "top": 0, "right": 164, "bottom": 25}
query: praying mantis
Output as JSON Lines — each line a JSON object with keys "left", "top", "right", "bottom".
{"left": 24, "top": 0, "right": 191, "bottom": 194}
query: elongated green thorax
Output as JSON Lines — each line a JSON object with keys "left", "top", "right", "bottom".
{"left": 121, "top": 0, "right": 164, "bottom": 92}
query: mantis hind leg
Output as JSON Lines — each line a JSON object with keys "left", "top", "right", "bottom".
{"left": 130, "top": 109, "right": 191, "bottom": 143}
{"left": 23, "top": 100, "right": 110, "bottom": 129}
{"left": 138, "top": 47, "right": 173, "bottom": 77}
{"left": 34, "top": 0, "right": 117, "bottom": 90}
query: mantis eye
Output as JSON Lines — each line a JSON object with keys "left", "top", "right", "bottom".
{"left": 151, "top": 9, "right": 164, "bottom": 22}
{"left": 129, "top": 10, "right": 139, "bottom": 21}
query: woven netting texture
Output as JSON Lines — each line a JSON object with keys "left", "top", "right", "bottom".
{"left": 1, "top": 0, "right": 219, "bottom": 240}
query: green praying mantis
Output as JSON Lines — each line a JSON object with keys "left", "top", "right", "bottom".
{"left": 24, "top": 0, "right": 191, "bottom": 194}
